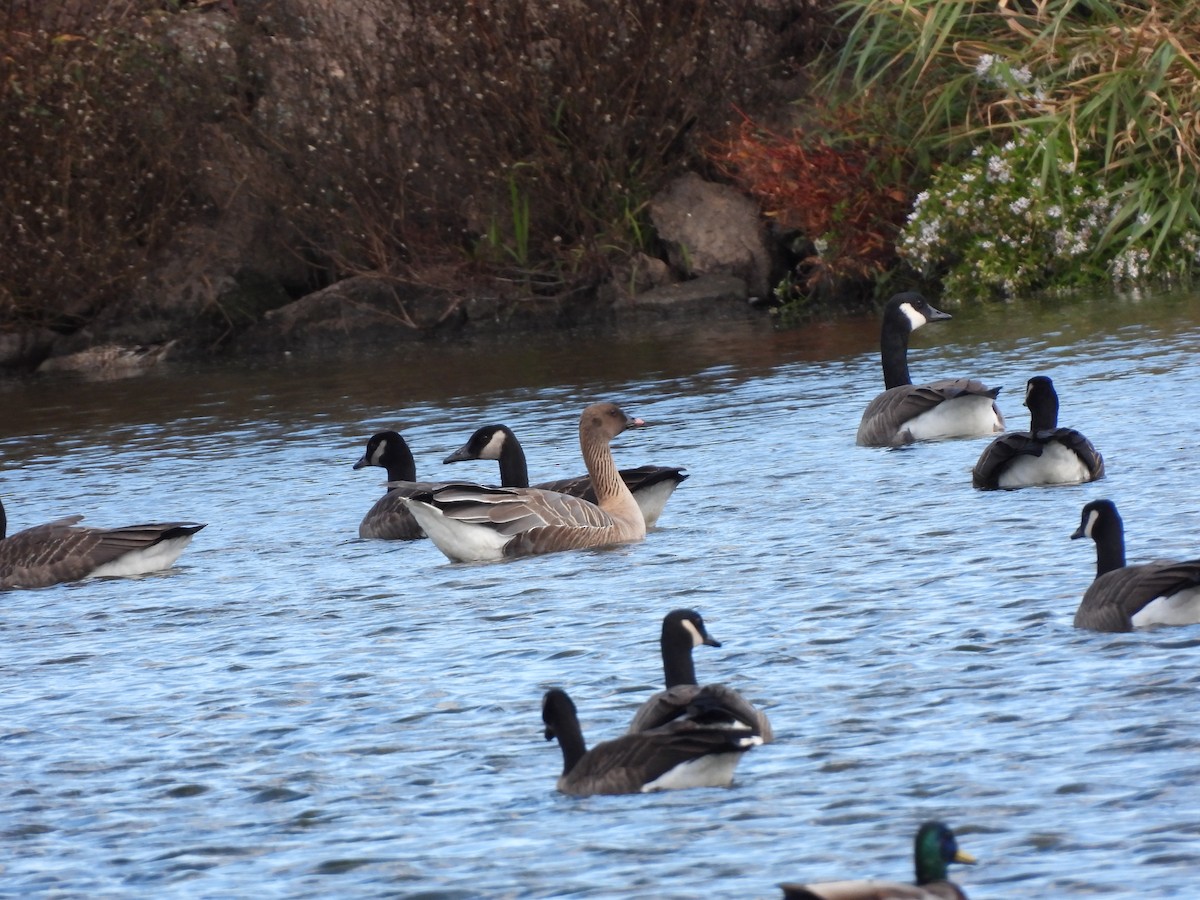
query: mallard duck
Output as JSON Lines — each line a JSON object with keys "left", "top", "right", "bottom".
{"left": 780, "top": 821, "right": 976, "bottom": 899}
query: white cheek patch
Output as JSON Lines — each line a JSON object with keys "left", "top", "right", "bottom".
{"left": 680, "top": 619, "right": 704, "bottom": 647}
{"left": 1082, "top": 508, "right": 1100, "bottom": 538}
{"left": 480, "top": 429, "right": 507, "bottom": 460}
{"left": 370, "top": 442, "right": 388, "bottom": 466}
{"left": 900, "top": 302, "right": 927, "bottom": 331}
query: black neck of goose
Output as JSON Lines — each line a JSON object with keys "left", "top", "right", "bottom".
{"left": 1027, "top": 390, "right": 1060, "bottom": 433}
{"left": 1093, "top": 516, "right": 1126, "bottom": 576}
{"left": 553, "top": 714, "right": 588, "bottom": 777}
{"left": 0, "top": 498, "right": 6, "bottom": 539}
{"left": 880, "top": 318, "right": 913, "bottom": 389}
{"left": 496, "top": 430, "right": 530, "bottom": 488}
{"left": 661, "top": 628, "right": 698, "bottom": 688}
{"left": 385, "top": 445, "right": 417, "bottom": 483}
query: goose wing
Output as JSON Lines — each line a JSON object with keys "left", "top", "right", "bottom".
{"left": 858, "top": 379, "right": 999, "bottom": 447}
{"left": 1, "top": 520, "right": 203, "bottom": 589}
{"left": 563, "top": 719, "right": 758, "bottom": 796}
{"left": 360, "top": 480, "right": 448, "bottom": 540}
{"left": 418, "top": 483, "right": 615, "bottom": 534}
{"left": 971, "top": 431, "right": 1042, "bottom": 489}
{"left": 629, "top": 683, "right": 773, "bottom": 741}
{"left": 1075, "top": 560, "right": 1200, "bottom": 632}
{"left": 535, "top": 465, "right": 689, "bottom": 503}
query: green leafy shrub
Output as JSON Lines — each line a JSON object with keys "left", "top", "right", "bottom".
{"left": 819, "top": 0, "right": 1200, "bottom": 295}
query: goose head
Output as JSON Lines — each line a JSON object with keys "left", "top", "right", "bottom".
{"left": 885, "top": 291, "right": 952, "bottom": 336}
{"left": 579, "top": 402, "right": 644, "bottom": 443}
{"left": 444, "top": 425, "right": 513, "bottom": 463}
{"left": 661, "top": 609, "right": 721, "bottom": 687}
{"left": 353, "top": 431, "right": 417, "bottom": 483}
{"left": 913, "top": 821, "right": 976, "bottom": 885}
{"left": 1071, "top": 498, "right": 1126, "bottom": 574}
{"left": 542, "top": 687, "right": 587, "bottom": 775}
{"left": 1023, "top": 375, "right": 1061, "bottom": 433}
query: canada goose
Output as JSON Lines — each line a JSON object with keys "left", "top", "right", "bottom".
{"left": 0, "top": 497, "right": 205, "bottom": 590}
{"left": 856, "top": 292, "right": 1004, "bottom": 447}
{"left": 541, "top": 687, "right": 762, "bottom": 797}
{"left": 352, "top": 431, "right": 431, "bottom": 540}
{"left": 404, "top": 402, "right": 648, "bottom": 562}
{"left": 1071, "top": 499, "right": 1200, "bottom": 632}
{"left": 780, "top": 821, "right": 976, "bottom": 900}
{"left": 443, "top": 423, "right": 688, "bottom": 526}
{"left": 972, "top": 376, "right": 1104, "bottom": 489}
{"left": 628, "top": 609, "right": 774, "bottom": 742}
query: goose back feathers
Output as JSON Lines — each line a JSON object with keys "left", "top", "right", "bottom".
{"left": 443, "top": 423, "right": 688, "bottom": 526}
{"left": 542, "top": 687, "right": 762, "bottom": 796}
{"left": 0, "top": 498, "right": 204, "bottom": 590}
{"left": 780, "top": 821, "right": 976, "bottom": 900}
{"left": 1071, "top": 499, "right": 1200, "bottom": 631}
{"left": 404, "top": 403, "right": 648, "bottom": 562}
{"left": 972, "top": 376, "right": 1104, "bottom": 489}
{"left": 857, "top": 293, "right": 1004, "bottom": 447}
{"left": 628, "top": 609, "right": 774, "bottom": 742}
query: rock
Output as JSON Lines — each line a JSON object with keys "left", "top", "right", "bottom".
{"left": 235, "top": 275, "right": 463, "bottom": 354}
{"left": 0, "top": 329, "right": 57, "bottom": 372}
{"left": 649, "top": 173, "right": 774, "bottom": 299}
{"left": 611, "top": 273, "right": 755, "bottom": 324}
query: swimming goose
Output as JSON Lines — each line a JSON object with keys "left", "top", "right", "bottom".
{"left": 856, "top": 292, "right": 1004, "bottom": 447}
{"left": 972, "top": 376, "right": 1104, "bottom": 489}
{"left": 627, "top": 609, "right": 774, "bottom": 742}
{"left": 352, "top": 431, "right": 431, "bottom": 540}
{"left": 403, "top": 402, "right": 648, "bottom": 562}
{"left": 0, "top": 497, "right": 205, "bottom": 590}
{"left": 443, "top": 423, "right": 688, "bottom": 526}
{"left": 1071, "top": 499, "right": 1200, "bottom": 632}
{"left": 542, "top": 687, "right": 762, "bottom": 797}
{"left": 780, "top": 821, "right": 976, "bottom": 900}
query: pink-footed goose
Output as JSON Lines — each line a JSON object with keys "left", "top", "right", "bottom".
{"left": 0, "top": 497, "right": 204, "bottom": 590}
{"left": 542, "top": 687, "right": 762, "bottom": 797}
{"left": 403, "top": 402, "right": 648, "bottom": 562}
{"left": 443, "top": 423, "right": 687, "bottom": 526}
{"left": 628, "top": 609, "right": 774, "bottom": 742}
{"left": 857, "top": 292, "right": 1004, "bottom": 447}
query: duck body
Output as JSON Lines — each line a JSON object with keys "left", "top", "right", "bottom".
{"left": 972, "top": 376, "right": 1104, "bottom": 490}
{"left": 628, "top": 609, "right": 774, "bottom": 742}
{"left": 857, "top": 293, "right": 1003, "bottom": 447}
{"left": 405, "top": 403, "right": 648, "bottom": 562}
{"left": 0, "top": 501, "right": 205, "bottom": 590}
{"left": 443, "top": 424, "right": 687, "bottom": 526}
{"left": 781, "top": 821, "right": 975, "bottom": 900}
{"left": 1071, "top": 499, "right": 1200, "bottom": 632}
{"left": 542, "top": 687, "right": 761, "bottom": 797}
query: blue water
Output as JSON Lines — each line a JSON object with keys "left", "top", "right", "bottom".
{"left": 3, "top": 289, "right": 1200, "bottom": 897}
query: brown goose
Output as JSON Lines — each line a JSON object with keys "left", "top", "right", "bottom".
{"left": 443, "top": 423, "right": 688, "bottom": 526}
{"left": 352, "top": 431, "right": 437, "bottom": 540}
{"left": 542, "top": 687, "right": 762, "bottom": 797}
{"left": 857, "top": 292, "right": 1004, "bottom": 447}
{"left": 972, "top": 376, "right": 1104, "bottom": 489}
{"left": 403, "top": 402, "right": 648, "bottom": 562}
{"left": 780, "top": 821, "right": 976, "bottom": 899}
{"left": 0, "top": 497, "right": 204, "bottom": 590}
{"left": 628, "top": 609, "right": 774, "bottom": 742}
{"left": 1071, "top": 499, "right": 1200, "bottom": 632}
